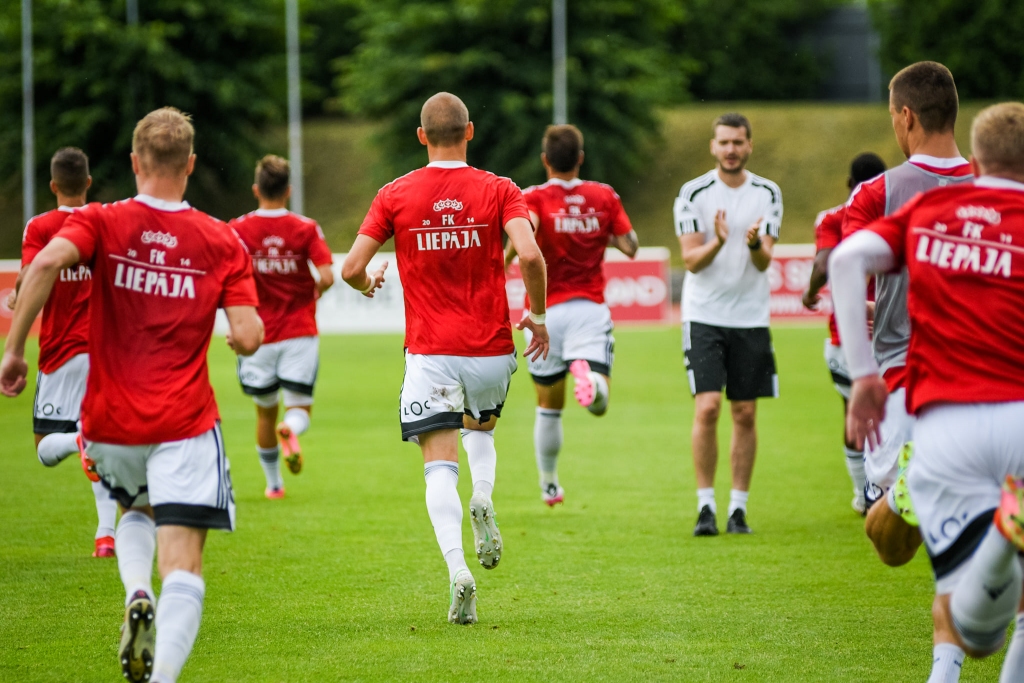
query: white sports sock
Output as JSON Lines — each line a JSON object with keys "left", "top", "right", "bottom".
{"left": 534, "top": 408, "right": 562, "bottom": 488}
{"left": 950, "top": 526, "right": 1023, "bottom": 652}
{"left": 728, "top": 489, "right": 749, "bottom": 516}
{"left": 282, "top": 408, "right": 310, "bottom": 436}
{"left": 92, "top": 481, "right": 117, "bottom": 539}
{"left": 461, "top": 428, "right": 496, "bottom": 497}
{"left": 257, "top": 446, "right": 284, "bottom": 490}
{"left": 116, "top": 511, "right": 156, "bottom": 605}
{"left": 999, "top": 612, "right": 1024, "bottom": 683}
{"left": 152, "top": 570, "right": 205, "bottom": 683}
{"left": 587, "top": 373, "right": 609, "bottom": 415}
{"left": 697, "top": 487, "right": 716, "bottom": 514}
{"left": 37, "top": 432, "right": 79, "bottom": 467}
{"left": 844, "top": 447, "right": 866, "bottom": 498}
{"left": 926, "top": 643, "right": 964, "bottom": 683}
{"left": 424, "top": 461, "right": 465, "bottom": 581}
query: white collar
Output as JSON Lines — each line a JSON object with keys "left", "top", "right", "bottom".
{"left": 975, "top": 176, "right": 1024, "bottom": 192}
{"left": 714, "top": 168, "right": 750, "bottom": 189}
{"left": 134, "top": 194, "right": 190, "bottom": 212}
{"left": 254, "top": 208, "right": 290, "bottom": 217}
{"left": 426, "top": 160, "right": 469, "bottom": 169}
{"left": 57, "top": 205, "right": 76, "bottom": 213}
{"left": 546, "top": 177, "right": 584, "bottom": 189}
{"left": 908, "top": 154, "right": 969, "bottom": 169}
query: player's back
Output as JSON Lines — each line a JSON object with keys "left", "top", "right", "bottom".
{"left": 58, "top": 196, "right": 256, "bottom": 444}
{"left": 523, "top": 179, "right": 631, "bottom": 307}
{"left": 359, "top": 163, "right": 530, "bottom": 356}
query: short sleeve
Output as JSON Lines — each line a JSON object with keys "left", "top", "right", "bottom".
{"left": 219, "top": 229, "right": 259, "bottom": 308}
{"left": 843, "top": 177, "right": 886, "bottom": 240}
{"left": 761, "top": 183, "right": 783, "bottom": 240}
{"left": 308, "top": 222, "right": 333, "bottom": 266}
{"left": 673, "top": 195, "right": 705, "bottom": 236}
{"left": 814, "top": 209, "right": 843, "bottom": 252}
{"left": 21, "top": 217, "right": 48, "bottom": 267}
{"left": 523, "top": 188, "right": 541, "bottom": 216}
{"left": 357, "top": 186, "right": 395, "bottom": 244}
{"left": 499, "top": 179, "right": 531, "bottom": 226}
{"left": 607, "top": 190, "right": 633, "bottom": 237}
{"left": 54, "top": 203, "right": 101, "bottom": 265}
{"left": 867, "top": 193, "right": 922, "bottom": 268}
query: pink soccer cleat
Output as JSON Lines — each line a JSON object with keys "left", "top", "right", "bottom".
{"left": 265, "top": 487, "right": 286, "bottom": 500}
{"left": 542, "top": 483, "right": 565, "bottom": 507}
{"left": 93, "top": 535, "right": 116, "bottom": 558}
{"left": 995, "top": 476, "right": 1024, "bottom": 551}
{"left": 569, "top": 360, "right": 595, "bottom": 408}
{"left": 276, "top": 422, "right": 303, "bottom": 474}
{"left": 77, "top": 433, "right": 100, "bottom": 483}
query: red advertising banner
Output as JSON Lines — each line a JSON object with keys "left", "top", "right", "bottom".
{"left": 505, "top": 247, "right": 672, "bottom": 325}
{"left": 767, "top": 244, "right": 831, "bottom": 322}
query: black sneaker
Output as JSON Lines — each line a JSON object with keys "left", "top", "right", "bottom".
{"left": 726, "top": 508, "right": 752, "bottom": 534}
{"left": 119, "top": 590, "right": 155, "bottom": 682}
{"left": 693, "top": 505, "right": 718, "bottom": 536}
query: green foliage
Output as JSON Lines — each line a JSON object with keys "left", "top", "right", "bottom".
{"left": 869, "top": 0, "right": 1024, "bottom": 98}
{"left": 302, "top": 0, "right": 363, "bottom": 114}
{"left": 0, "top": 0, "right": 286, "bottom": 209}
{"left": 338, "top": 0, "right": 686, "bottom": 193}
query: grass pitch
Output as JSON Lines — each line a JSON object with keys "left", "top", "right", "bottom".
{"left": 0, "top": 327, "right": 1007, "bottom": 681}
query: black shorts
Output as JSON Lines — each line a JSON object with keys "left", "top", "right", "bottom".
{"left": 683, "top": 322, "right": 778, "bottom": 401}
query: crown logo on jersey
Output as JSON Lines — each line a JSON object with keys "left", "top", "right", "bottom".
{"left": 564, "top": 195, "right": 586, "bottom": 205}
{"left": 262, "top": 235, "right": 285, "bottom": 248}
{"left": 956, "top": 206, "right": 1001, "bottom": 225}
{"left": 141, "top": 231, "right": 178, "bottom": 249}
{"left": 433, "top": 198, "right": 463, "bottom": 211}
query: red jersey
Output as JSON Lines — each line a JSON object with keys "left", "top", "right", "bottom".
{"left": 814, "top": 204, "right": 845, "bottom": 346}
{"left": 522, "top": 178, "right": 632, "bottom": 307}
{"left": 867, "top": 177, "right": 1024, "bottom": 414}
{"left": 358, "top": 161, "right": 530, "bottom": 356}
{"left": 56, "top": 195, "right": 258, "bottom": 445}
{"left": 21, "top": 207, "right": 91, "bottom": 374}
{"left": 229, "top": 209, "right": 332, "bottom": 344}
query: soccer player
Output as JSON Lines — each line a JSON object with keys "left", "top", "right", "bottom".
{"left": 841, "top": 62, "right": 972, "bottom": 576}
{"left": 801, "top": 152, "right": 886, "bottom": 515}
{"left": 512, "top": 124, "right": 638, "bottom": 506}
{"left": 673, "top": 112, "right": 782, "bottom": 536}
{"left": 230, "top": 155, "right": 334, "bottom": 498}
{"left": 341, "top": 92, "right": 549, "bottom": 624}
{"left": 1, "top": 108, "right": 263, "bottom": 683}
{"left": 831, "top": 101, "right": 1024, "bottom": 683}
{"left": 9, "top": 147, "right": 118, "bottom": 557}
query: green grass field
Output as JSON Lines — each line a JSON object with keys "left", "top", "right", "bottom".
{"left": 0, "top": 327, "right": 1008, "bottom": 681}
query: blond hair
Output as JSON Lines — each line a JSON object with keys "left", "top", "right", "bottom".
{"left": 971, "top": 103, "right": 1024, "bottom": 176}
{"left": 132, "top": 107, "right": 194, "bottom": 175}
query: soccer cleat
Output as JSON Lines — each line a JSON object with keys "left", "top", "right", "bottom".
{"left": 77, "top": 433, "right": 100, "bottom": 483}
{"left": 569, "top": 360, "right": 596, "bottom": 408}
{"left": 542, "top": 483, "right": 565, "bottom": 507}
{"left": 448, "top": 569, "right": 478, "bottom": 625}
{"left": 276, "top": 422, "right": 302, "bottom": 474}
{"left": 264, "top": 487, "right": 286, "bottom": 500}
{"left": 727, "top": 508, "right": 752, "bottom": 534}
{"left": 469, "top": 492, "right": 502, "bottom": 570}
{"left": 891, "top": 442, "right": 919, "bottom": 527}
{"left": 995, "top": 476, "right": 1024, "bottom": 552}
{"left": 93, "top": 536, "right": 116, "bottom": 558}
{"left": 693, "top": 505, "right": 718, "bottom": 536}
{"left": 852, "top": 494, "right": 867, "bottom": 516}
{"left": 119, "top": 590, "right": 155, "bottom": 682}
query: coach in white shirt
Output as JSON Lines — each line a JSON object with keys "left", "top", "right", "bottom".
{"left": 673, "top": 112, "right": 782, "bottom": 537}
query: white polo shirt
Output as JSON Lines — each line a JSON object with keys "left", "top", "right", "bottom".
{"left": 673, "top": 169, "right": 782, "bottom": 328}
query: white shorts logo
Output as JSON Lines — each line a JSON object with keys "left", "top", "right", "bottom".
{"left": 433, "top": 198, "right": 463, "bottom": 211}
{"left": 141, "top": 231, "right": 178, "bottom": 249}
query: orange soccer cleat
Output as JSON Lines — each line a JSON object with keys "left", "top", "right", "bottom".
{"left": 276, "top": 422, "right": 303, "bottom": 474}
{"left": 76, "top": 434, "right": 100, "bottom": 483}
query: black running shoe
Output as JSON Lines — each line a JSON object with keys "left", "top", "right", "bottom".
{"left": 119, "top": 590, "right": 155, "bottom": 682}
{"left": 727, "top": 508, "right": 752, "bottom": 534}
{"left": 693, "top": 505, "right": 718, "bottom": 536}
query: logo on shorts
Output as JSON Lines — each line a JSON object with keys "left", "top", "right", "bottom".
{"left": 141, "top": 231, "right": 178, "bottom": 249}
{"left": 433, "top": 198, "right": 463, "bottom": 211}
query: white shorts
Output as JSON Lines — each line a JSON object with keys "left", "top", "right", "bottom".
{"left": 237, "top": 336, "right": 319, "bottom": 404}
{"left": 85, "top": 424, "right": 235, "bottom": 530}
{"left": 34, "top": 353, "right": 88, "bottom": 434}
{"left": 823, "top": 340, "right": 851, "bottom": 400}
{"left": 524, "top": 299, "right": 614, "bottom": 384}
{"left": 907, "top": 401, "right": 1024, "bottom": 594}
{"left": 863, "top": 387, "right": 914, "bottom": 504}
{"left": 400, "top": 352, "right": 517, "bottom": 442}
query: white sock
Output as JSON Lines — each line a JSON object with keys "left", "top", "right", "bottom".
{"left": 461, "top": 428, "right": 496, "bottom": 498}
{"left": 257, "top": 446, "right": 283, "bottom": 490}
{"left": 152, "top": 570, "right": 205, "bottom": 683}
{"left": 92, "top": 481, "right": 117, "bottom": 539}
{"left": 534, "top": 408, "right": 562, "bottom": 488}
{"left": 116, "top": 511, "right": 156, "bottom": 605}
{"left": 728, "top": 489, "right": 749, "bottom": 516}
{"left": 950, "top": 526, "right": 1023, "bottom": 652}
{"left": 697, "top": 487, "right": 716, "bottom": 514}
{"left": 587, "top": 373, "right": 609, "bottom": 415}
{"left": 927, "top": 643, "right": 964, "bottom": 683}
{"left": 999, "top": 612, "right": 1024, "bottom": 683}
{"left": 844, "top": 447, "right": 866, "bottom": 498}
{"left": 424, "top": 461, "right": 465, "bottom": 581}
{"left": 37, "top": 432, "right": 79, "bottom": 467}
{"left": 283, "top": 408, "right": 310, "bottom": 436}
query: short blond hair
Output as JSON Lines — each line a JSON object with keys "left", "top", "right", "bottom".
{"left": 132, "top": 107, "right": 194, "bottom": 175}
{"left": 972, "top": 103, "right": 1024, "bottom": 176}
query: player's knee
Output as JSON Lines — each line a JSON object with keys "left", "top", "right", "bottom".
{"left": 463, "top": 414, "right": 497, "bottom": 431}
{"left": 730, "top": 402, "right": 756, "bottom": 430}
{"left": 694, "top": 395, "right": 721, "bottom": 425}
{"left": 253, "top": 393, "right": 278, "bottom": 410}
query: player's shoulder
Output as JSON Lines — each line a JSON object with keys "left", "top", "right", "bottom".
{"left": 677, "top": 170, "right": 719, "bottom": 201}
{"left": 847, "top": 174, "right": 886, "bottom": 207}
{"left": 814, "top": 204, "right": 845, "bottom": 228}
{"left": 747, "top": 172, "right": 782, "bottom": 201}
{"left": 579, "top": 179, "right": 621, "bottom": 200}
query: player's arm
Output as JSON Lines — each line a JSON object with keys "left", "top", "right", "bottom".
{"left": 341, "top": 235, "right": 389, "bottom": 298}
{"left": 679, "top": 209, "right": 728, "bottom": 274}
{"left": 609, "top": 230, "right": 639, "bottom": 259}
{"left": 224, "top": 306, "right": 264, "bottom": 356}
{"left": 505, "top": 216, "right": 549, "bottom": 361}
{"left": 802, "top": 247, "right": 831, "bottom": 310}
{"left": 315, "top": 263, "right": 335, "bottom": 294}
{"left": 5, "top": 265, "right": 28, "bottom": 309}
{"left": 746, "top": 220, "right": 774, "bottom": 272}
{"left": 505, "top": 209, "right": 539, "bottom": 269}
{"left": 1, "top": 237, "right": 79, "bottom": 397}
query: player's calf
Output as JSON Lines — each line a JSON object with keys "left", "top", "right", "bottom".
{"left": 864, "top": 500, "right": 922, "bottom": 566}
